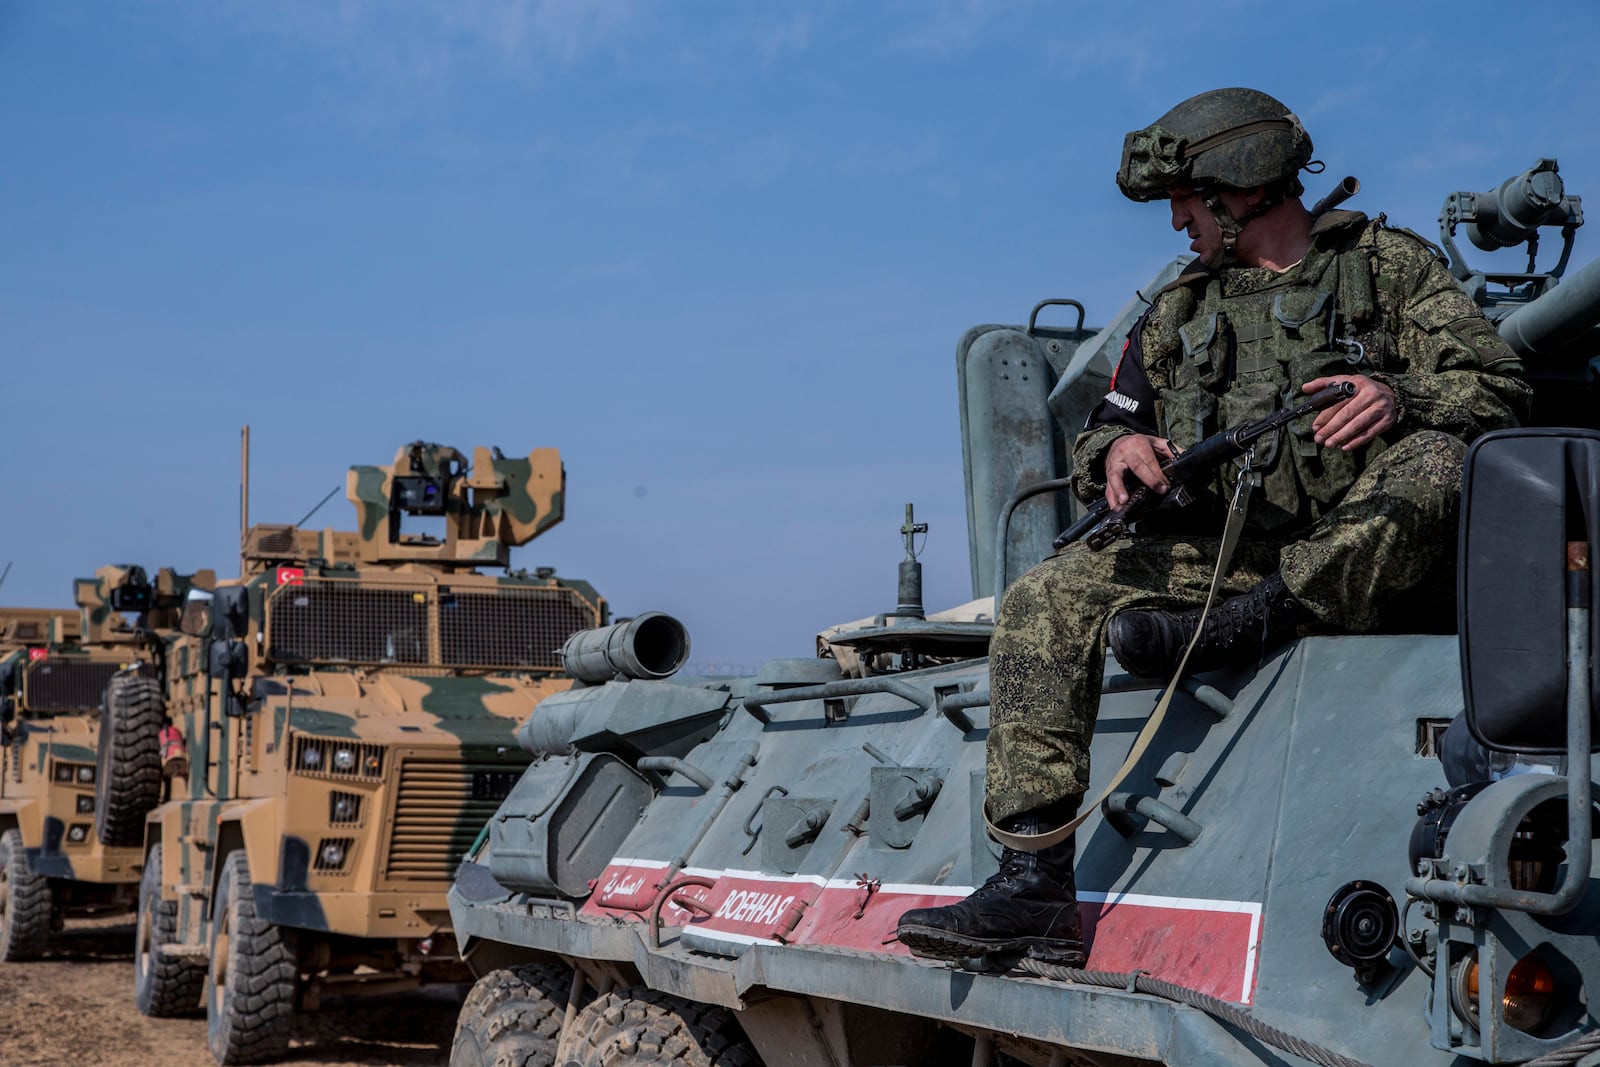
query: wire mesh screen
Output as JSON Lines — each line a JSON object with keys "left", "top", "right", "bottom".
{"left": 24, "top": 660, "right": 143, "bottom": 713}
{"left": 438, "top": 588, "right": 599, "bottom": 669}
{"left": 268, "top": 583, "right": 430, "bottom": 666}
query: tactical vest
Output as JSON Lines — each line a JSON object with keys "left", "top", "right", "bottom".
{"left": 1155, "top": 213, "right": 1395, "bottom": 532}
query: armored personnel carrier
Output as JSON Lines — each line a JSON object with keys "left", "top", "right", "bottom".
{"left": 133, "top": 441, "right": 608, "bottom": 1065}
{"left": 0, "top": 565, "right": 212, "bottom": 959}
{"left": 446, "top": 159, "right": 1600, "bottom": 1067}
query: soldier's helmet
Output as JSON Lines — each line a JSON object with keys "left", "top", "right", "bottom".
{"left": 1117, "top": 87, "right": 1314, "bottom": 202}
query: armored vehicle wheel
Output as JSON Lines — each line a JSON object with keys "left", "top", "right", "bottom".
{"left": 562, "top": 988, "right": 759, "bottom": 1067}
{"left": 135, "top": 843, "right": 205, "bottom": 1016}
{"left": 95, "top": 674, "right": 166, "bottom": 847}
{"left": 451, "top": 962, "right": 584, "bottom": 1067}
{"left": 0, "top": 827, "right": 51, "bottom": 960}
{"left": 206, "top": 851, "right": 296, "bottom": 1065}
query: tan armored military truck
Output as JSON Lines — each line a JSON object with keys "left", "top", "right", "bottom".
{"left": 0, "top": 566, "right": 212, "bottom": 959}
{"left": 136, "top": 441, "right": 606, "bottom": 1065}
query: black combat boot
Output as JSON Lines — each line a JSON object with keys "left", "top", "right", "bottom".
{"left": 1106, "top": 572, "right": 1314, "bottom": 679}
{"left": 896, "top": 808, "right": 1085, "bottom": 967}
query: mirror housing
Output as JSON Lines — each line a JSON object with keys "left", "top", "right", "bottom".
{"left": 180, "top": 589, "right": 214, "bottom": 638}
{"left": 1460, "top": 429, "right": 1600, "bottom": 753}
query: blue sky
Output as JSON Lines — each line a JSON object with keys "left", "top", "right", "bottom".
{"left": 3, "top": 1, "right": 1598, "bottom": 671}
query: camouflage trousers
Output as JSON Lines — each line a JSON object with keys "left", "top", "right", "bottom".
{"left": 986, "top": 430, "right": 1466, "bottom": 822}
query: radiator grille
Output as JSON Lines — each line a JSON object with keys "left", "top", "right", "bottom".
{"left": 439, "top": 588, "right": 597, "bottom": 669}
{"left": 268, "top": 585, "right": 429, "bottom": 665}
{"left": 385, "top": 759, "right": 516, "bottom": 881}
{"left": 24, "top": 660, "right": 144, "bottom": 713}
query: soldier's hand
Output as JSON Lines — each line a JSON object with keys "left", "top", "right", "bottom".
{"left": 1304, "top": 375, "right": 1398, "bottom": 452}
{"left": 1104, "top": 434, "right": 1176, "bottom": 508}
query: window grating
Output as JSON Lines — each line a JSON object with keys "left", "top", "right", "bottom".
{"left": 265, "top": 579, "right": 600, "bottom": 671}
{"left": 439, "top": 588, "right": 598, "bottom": 669}
{"left": 24, "top": 660, "right": 146, "bottom": 713}
{"left": 268, "top": 584, "right": 429, "bottom": 665}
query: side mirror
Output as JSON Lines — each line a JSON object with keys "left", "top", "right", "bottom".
{"left": 213, "top": 587, "right": 251, "bottom": 642}
{"left": 208, "top": 641, "right": 248, "bottom": 682}
{"left": 1460, "top": 429, "right": 1600, "bottom": 753}
{"left": 180, "top": 589, "right": 214, "bottom": 638}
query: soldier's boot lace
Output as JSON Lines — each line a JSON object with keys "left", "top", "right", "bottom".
{"left": 1106, "top": 571, "right": 1313, "bottom": 679}
{"left": 896, "top": 807, "right": 1084, "bottom": 967}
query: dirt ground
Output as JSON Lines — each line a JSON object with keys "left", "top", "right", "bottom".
{"left": 0, "top": 917, "right": 465, "bottom": 1067}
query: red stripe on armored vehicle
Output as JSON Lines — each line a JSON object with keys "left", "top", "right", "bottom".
{"left": 583, "top": 861, "right": 1260, "bottom": 1003}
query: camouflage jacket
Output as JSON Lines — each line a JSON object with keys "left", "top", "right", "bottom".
{"left": 1072, "top": 210, "right": 1533, "bottom": 531}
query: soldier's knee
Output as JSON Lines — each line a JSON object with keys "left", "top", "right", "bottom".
{"left": 1373, "top": 430, "right": 1467, "bottom": 502}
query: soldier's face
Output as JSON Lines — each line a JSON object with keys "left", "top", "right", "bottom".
{"left": 1169, "top": 185, "right": 1255, "bottom": 265}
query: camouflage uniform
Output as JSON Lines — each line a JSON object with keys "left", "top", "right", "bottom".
{"left": 986, "top": 213, "right": 1533, "bottom": 822}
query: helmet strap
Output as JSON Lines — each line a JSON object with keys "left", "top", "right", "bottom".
{"left": 1200, "top": 187, "right": 1243, "bottom": 266}
{"left": 1200, "top": 183, "right": 1288, "bottom": 266}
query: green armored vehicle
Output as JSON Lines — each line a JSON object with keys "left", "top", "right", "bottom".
{"left": 444, "top": 159, "right": 1600, "bottom": 1067}
{"left": 133, "top": 441, "right": 608, "bottom": 1065}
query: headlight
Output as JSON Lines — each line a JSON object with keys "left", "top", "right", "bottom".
{"left": 301, "top": 747, "right": 323, "bottom": 769}
{"left": 77, "top": 765, "right": 95, "bottom": 784}
{"left": 333, "top": 748, "right": 356, "bottom": 771}
{"left": 318, "top": 841, "right": 346, "bottom": 869}
{"left": 1454, "top": 952, "right": 1559, "bottom": 1035}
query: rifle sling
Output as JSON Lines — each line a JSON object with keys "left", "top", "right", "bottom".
{"left": 987, "top": 462, "right": 1257, "bottom": 853}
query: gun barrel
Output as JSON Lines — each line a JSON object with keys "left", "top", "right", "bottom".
{"left": 1310, "top": 176, "right": 1360, "bottom": 217}
{"left": 1497, "top": 255, "right": 1600, "bottom": 359}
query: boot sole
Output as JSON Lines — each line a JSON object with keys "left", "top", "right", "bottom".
{"left": 898, "top": 924, "right": 1086, "bottom": 968}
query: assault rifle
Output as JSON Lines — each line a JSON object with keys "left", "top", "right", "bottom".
{"left": 1053, "top": 380, "right": 1358, "bottom": 551}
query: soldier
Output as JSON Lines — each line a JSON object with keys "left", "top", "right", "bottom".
{"left": 897, "top": 88, "right": 1533, "bottom": 967}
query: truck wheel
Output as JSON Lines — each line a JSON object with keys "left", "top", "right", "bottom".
{"left": 563, "top": 988, "right": 759, "bottom": 1067}
{"left": 206, "top": 851, "right": 296, "bottom": 1065}
{"left": 0, "top": 827, "right": 51, "bottom": 960}
{"left": 135, "top": 843, "right": 205, "bottom": 1016}
{"left": 95, "top": 674, "right": 166, "bottom": 847}
{"left": 451, "top": 962, "right": 583, "bottom": 1067}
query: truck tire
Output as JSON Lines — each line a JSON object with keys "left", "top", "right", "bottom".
{"left": 451, "top": 962, "right": 582, "bottom": 1067}
{"left": 562, "top": 988, "right": 759, "bottom": 1067}
{"left": 135, "top": 843, "right": 205, "bottom": 1017}
{"left": 206, "top": 851, "right": 296, "bottom": 1065}
{"left": 0, "top": 827, "right": 51, "bottom": 960}
{"left": 95, "top": 673, "right": 166, "bottom": 847}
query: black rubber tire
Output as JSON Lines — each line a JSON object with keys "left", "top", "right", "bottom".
{"left": 95, "top": 673, "right": 166, "bottom": 847}
{"left": 451, "top": 962, "right": 584, "bottom": 1067}
{"left": 0, "top": 827, "right": 52, "bottom": 961}
{"left": 206, "top": 851, "right": 297, "bottom": 1065}
{"left": 562, "top": 987, "right": 760, "bottom": 1067}
{"left": 135, "top": 843, "right": 206, "bottom": 1017}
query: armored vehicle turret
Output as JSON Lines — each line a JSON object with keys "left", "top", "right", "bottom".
{"left": 0, "top": 565, "right": 212, "bottom": 959}
{"left": 133, "top": 441, "right": 608, "bottom": 1066}
{"left": 446, "top": 163, "right": 1600, "bottom": 1067}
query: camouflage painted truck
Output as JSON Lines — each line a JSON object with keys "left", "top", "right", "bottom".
{"left": 0, "top": 565, "right": 212, "bottom": 960}
{"left": 446, "top": 161, "right": 1600, "bottom": 1066}
{"left": 134, "top": 442, "right": 608, "bottom": 1065}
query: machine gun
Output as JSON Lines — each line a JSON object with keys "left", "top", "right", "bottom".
{"left": 1053, "top": 380, "right": 1356, "bottom": 551}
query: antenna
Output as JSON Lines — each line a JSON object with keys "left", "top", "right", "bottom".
{"left": 0, "top": 561, "right": 10, "bottom": 594}
{"left": 295, "top": 487, "right": 341, "bottom": 529}
{"left": 240, "top": 426, "right": 251, "bottom": 545}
